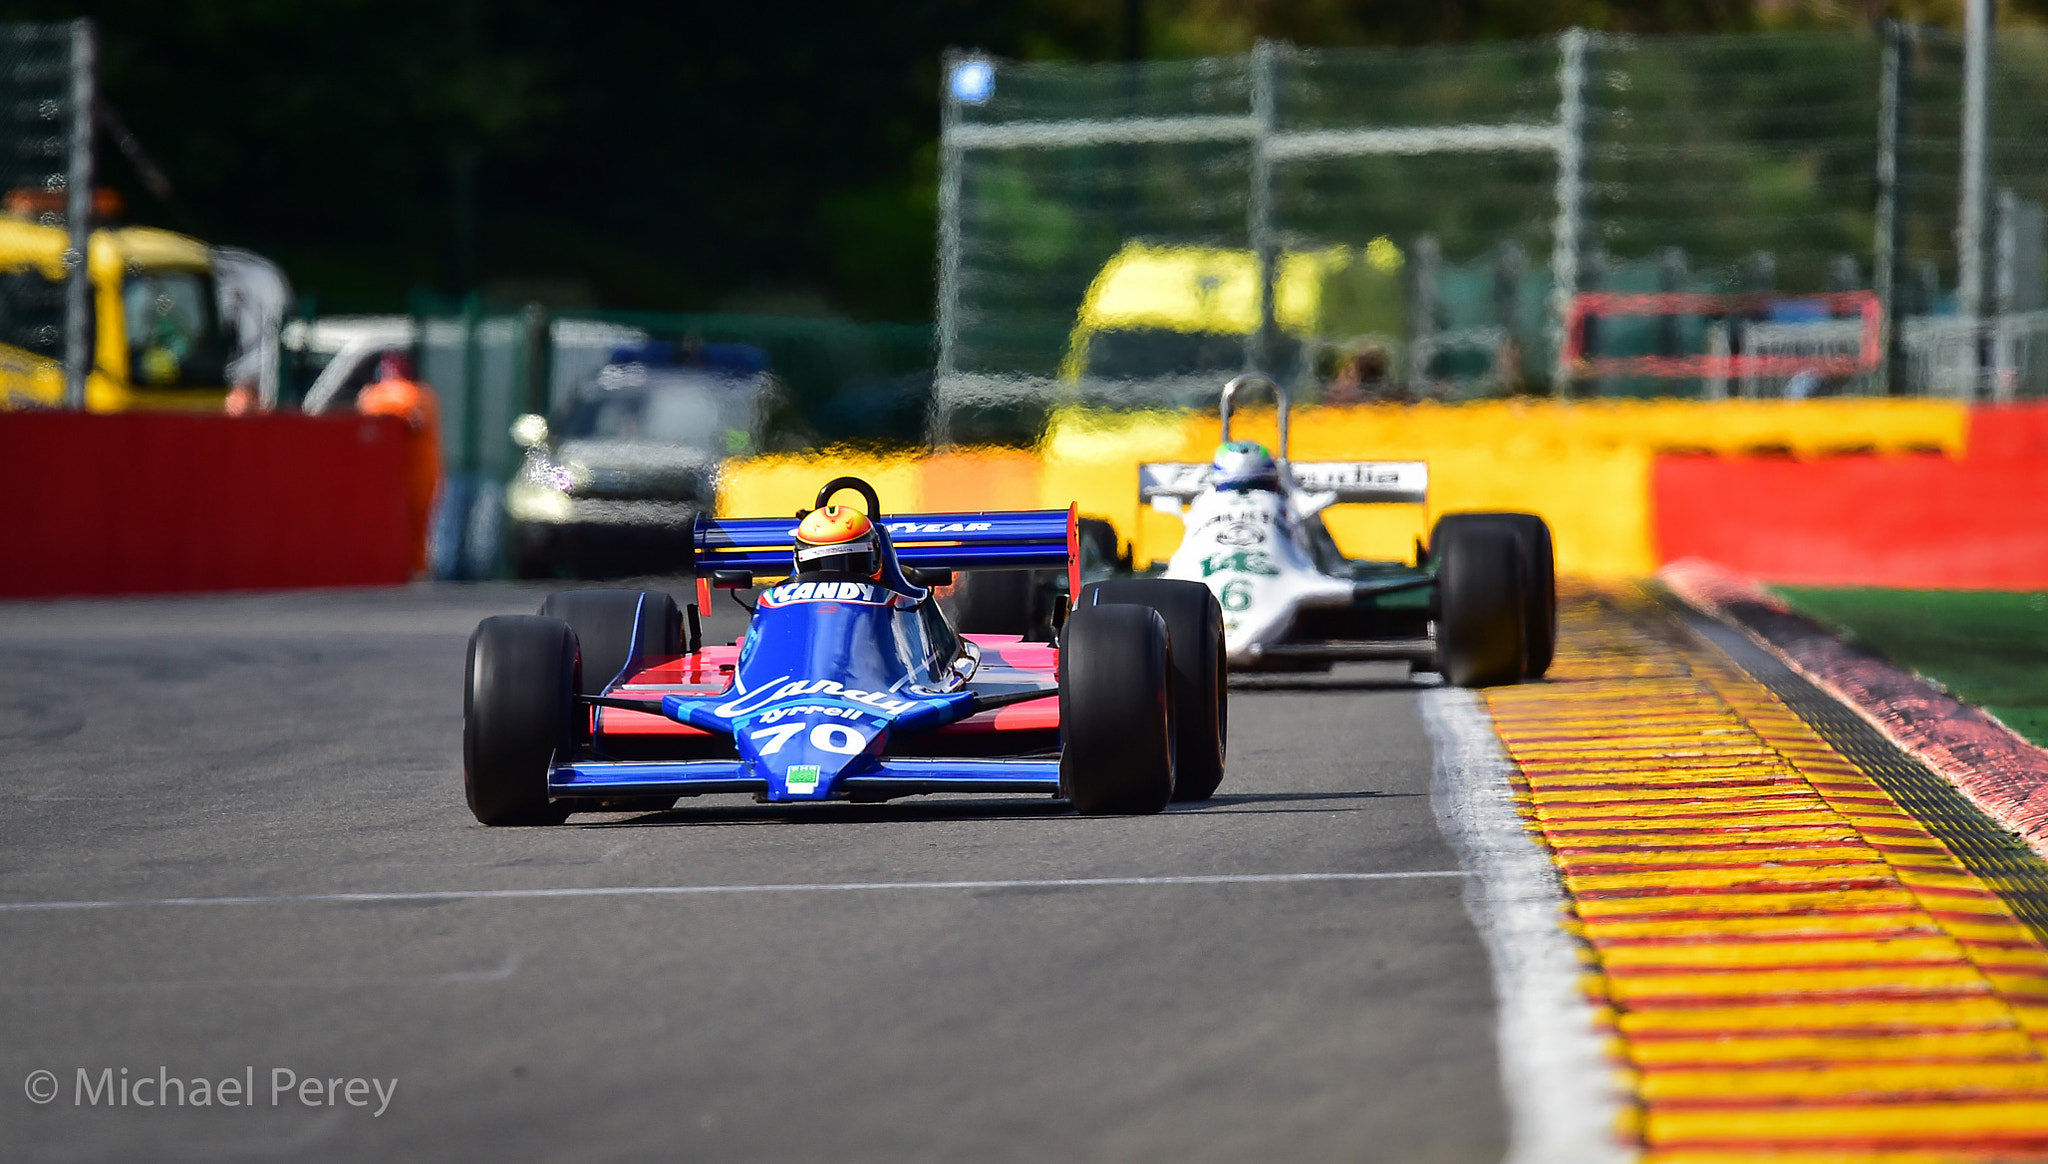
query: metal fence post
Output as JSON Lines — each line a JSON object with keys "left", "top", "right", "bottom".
{"left": 1248, "top": 39, "right": 1280, "bottom": 378}
{"left": 1548, "top": 28, "right": 1588, "bottom": 398}
{"left": 61, "top": 17, "right": 93, "bottom": 410}
{"left": 1958, "top": 0, "right": 1992, "bottom": 398}
{"left": 1995, "top": 188, "right": 2014, "bottom": 400}
{"left": 1874, "top": 20, "right": 1909, "bottom": 396}
{"left": 519, "top": 301, "right": 549, "bottom": 416}
{"left": 461, "top": 293, "right": 482, "bottom": 478}
{"left": 1409, "top": 234, "right": 1440, "bottom": 388}
{"left": 1656, "top": 246, "right": 1687, "bottom": 358}
{"left": 932, "top": 50, "right": 966, "bottom": 444}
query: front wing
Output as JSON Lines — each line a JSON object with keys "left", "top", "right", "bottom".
{"left": 1224, "top": 581, "right": 1437, "bottom": 667}
{"left": 551, "top": 757, "right": 1061, "bottom": 801}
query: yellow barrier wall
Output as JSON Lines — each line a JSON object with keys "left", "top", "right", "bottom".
{"left": 718, "top": 451, "right": 925, "bottom": 521}
{"left": 717, "top": 398, "right": 1969, "bottom": 581}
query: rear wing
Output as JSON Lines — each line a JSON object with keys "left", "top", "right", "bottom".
{"left": 1139, "top": 461, "right": 1428, "bottom": 506}
{"left": 1290, "top": 460, "right": 1428, "bottom": 503}
{"left": 694, "top": 507, "right": 1076, "bottom": 577}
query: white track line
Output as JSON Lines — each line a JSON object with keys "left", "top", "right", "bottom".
{"left": 1421, "top": 687, "right": 1630, "bottom": 1164}
{"left": 0, "top": 870, "right": 1467, "bottom": 914}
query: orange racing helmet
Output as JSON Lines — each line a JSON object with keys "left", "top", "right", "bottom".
{"left": 793, "top": 506, "right": 882, "bottom": 577}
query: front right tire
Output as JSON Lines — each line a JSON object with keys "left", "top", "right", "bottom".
{"left": 464, "top": 615, "right": 578, "bottom": 825}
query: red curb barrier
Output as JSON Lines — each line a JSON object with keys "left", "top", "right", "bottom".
{"left": 0, "top": 411, "right": 415, "bottom": 598}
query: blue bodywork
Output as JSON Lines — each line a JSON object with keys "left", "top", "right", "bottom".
{"left": 548, "top": 507, "right": 1074, "bottom": 805}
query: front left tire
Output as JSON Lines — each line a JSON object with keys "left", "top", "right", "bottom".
{"left": 1059, "top": 603, "right": 1176, "bottom": 814}
{"left": 1432, "top": 522, "right": 1527, "bottom": 688}
{"left": 1432, "top": 511, "right": 1556, "bottom": 678}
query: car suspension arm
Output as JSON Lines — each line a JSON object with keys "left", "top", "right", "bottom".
{"left": 580, "top": 695, "right": 668, "bottom": 715}
{"left": 968, "top": 687, "right": 1058, "bottom": 712}
{"left": 1351, "top": 575, "right": 1436, "bottom": 601}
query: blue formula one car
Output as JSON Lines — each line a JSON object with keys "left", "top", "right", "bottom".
{"left": 463, "top": 476, "right": 1226, "bottom": 824}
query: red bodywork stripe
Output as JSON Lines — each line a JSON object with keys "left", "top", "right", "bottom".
{"left": 938, "top": 697, "right": 1060, "bottom": 734}
{"left": 591, "top": 644, "right": 1061, "bottom": 737}
{"left": 591, "top": 648, "right": 737, "bottom": 737}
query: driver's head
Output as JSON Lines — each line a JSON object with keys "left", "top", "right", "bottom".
{"left": 793, "top": 506, "right": 881, "bottom": 577}
{"left": 1212, "top": 440, "right": 1281, "bottom": 491}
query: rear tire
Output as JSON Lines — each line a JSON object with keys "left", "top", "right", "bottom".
{"left": 1080, "top": 578, "right": 1226, "bottom": 801}
{"left": 464, "top": 615, "right": 577, "bottom": 825}
{"left": 538, "top": 589, "right": 681, "bottom": 696}
{"left": 509, "top": 525, "right": 556, "bottom": 580}
{"left": 1433, "top": 512, "right": 1555, "bottom": 679}
{"left": 1076, "top": 516, "right": 1125, "bottom": 576}
{"left": 946, "top": 569, "right": 1036, "bottom": 637}
{"left": 1433, "top": 523, "right": 1527, "bottom": 688}
{"left": 1059, "top": 604, "right": 1175, "bottom": 814}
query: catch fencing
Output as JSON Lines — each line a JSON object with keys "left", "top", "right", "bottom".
{"left": 935, "top": 26, "right": 2048, "bottom": 439}
{"left": 0, "top": 21, "right": 91, "bottom": 407}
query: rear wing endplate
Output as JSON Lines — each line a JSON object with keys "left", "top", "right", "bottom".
{"left": 1140, "top": 461, "right": 1428, "bottom": 506}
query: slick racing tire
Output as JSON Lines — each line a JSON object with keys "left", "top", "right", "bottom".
{"left": 946, "top": 569, "right": 1037, "bottom": 637}
{"left": 539, "top": 589, "right": 682, "bottom": 696}
{"left": 1433, "top": 522, "right": 1528, "bottom": 689}
{"left": 1076, "top": 516, "right": 1125, "bottom": 576}
{"left": 1432, "top": 512, "right": 1556, "bottom": 679}
{"left": 1059, "top": 603, "right": 1176, "bottom": 814}
{"left": 1080, "top": 578, "right": 1227, "bottom": 801}
{"left": 464, "top": 615, "right": 577, "bottom": 826}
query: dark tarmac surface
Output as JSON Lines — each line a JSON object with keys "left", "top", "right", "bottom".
{"left": 0, "top": 584, "right": 1505, "bottom": 1163}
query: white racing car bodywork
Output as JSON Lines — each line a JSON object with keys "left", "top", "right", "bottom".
{"left": 1156, "top": 480, "right": 1390, "bottom": 663}
{"left": 1142, "top": 375, "right": 1438, "bottom": 669}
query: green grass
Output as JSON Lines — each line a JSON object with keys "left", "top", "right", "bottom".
{"left": 1774, "top": 587, "right": 2048, "bottom": 749}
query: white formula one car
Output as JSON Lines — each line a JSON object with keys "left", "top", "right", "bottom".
{"left": 1140, "top": 374, "right": 1556, "bottom": 687}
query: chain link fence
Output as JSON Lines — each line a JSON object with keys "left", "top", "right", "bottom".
{"left": 0, "top": 21, "right": 90, "bottom": 406}
{"left": 936, "top": 27, "right": 2048, "bottom": 440}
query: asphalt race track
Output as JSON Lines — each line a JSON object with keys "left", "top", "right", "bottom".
{"left": 0, "top": 585, "right": 1505, "bottom": 1163}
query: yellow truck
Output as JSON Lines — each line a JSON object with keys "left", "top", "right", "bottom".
{"left": 1058, "top": 239, "right": 1405, "bottom": 387}
{"left": 0, "top": 214, "right": 248, "bottom": 411}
